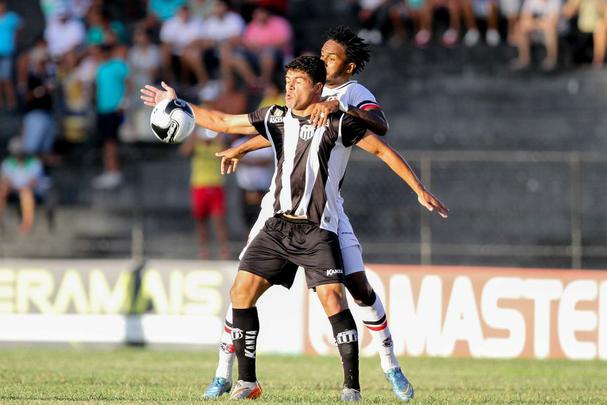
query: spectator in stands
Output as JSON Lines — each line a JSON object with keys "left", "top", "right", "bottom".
{"left": 257, "top": 80, "right": 284, "bottom": 108}
{"left": 511, "top": 0, "right": 561, "bottom": 70}
{"left": 355, "top": 0, "right": 392, "bottom": 45}
{"left": 85, "top": 7, "right": 127, "bottom": 46}
{"left": 0, "top": 137, "right": 46, "bottom": 235}
{"left": 44, "top": 7, "right": 86, "bottom": 61}
{"left": 388, "top": 0, "right": 433, "bottom": 47}
{"left": 144, "top": 0, "right": 187, "bottom": 32}
{"left": 460, "top": 0, "right": 501, "bottom": 46}
{"left": 92, "top": 44, "right": 129, "bottom": 189}
{"left": 189, "top": 0, "right": 218, "bottom": 19}
{"left": 228, "top": 6, "right": 292, "bottom": 89}
{"left": 160, "top": 5, "right": 207, "bottom": 85}
{"left": 59, "top": 47, "right": 97, "bottom": 143}
{"left": 180, "top": 128, "right": 230, "bottom": 260}
{"left": 40, "top": 0, "right": 92, "bottom": 21}
{"left": 16, "top": 37, "right": 49, "bottom": 93}
{"left": 404, "top": 0, "right": 472, "bottom": 46}
{"left": 501, "top": 0, "right": 523, "bottom": 44}
{"left": 563, "top": 0, "right": 607, "bottom": 67}
{"left": 21, "top": 51, "right": 55, "bottom": 160}
{"left": 205, "top": 74, "right": 247, "bottom": 114}
{"left": 198, "top": 0, "right": 245, "bottom": 82}
{"left": 0, "top": 1, "right": 22, "bottom": 111}
{"left": 122, "top": 27, "right": 161, "bottom": 141}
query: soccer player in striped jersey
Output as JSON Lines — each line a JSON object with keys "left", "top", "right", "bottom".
{"left": 207, "top": 26, "right": 438, "bottom": 402}
{"left": 141, "top": 55, "right": 447, "bottom": 401}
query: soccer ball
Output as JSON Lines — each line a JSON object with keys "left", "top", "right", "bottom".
{"left": 150, "top": 98, "right": 196, "bottom": 143}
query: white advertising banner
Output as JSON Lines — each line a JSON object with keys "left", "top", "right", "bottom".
{"left": 1, "top": 260, "right": 605, "bottom": 360}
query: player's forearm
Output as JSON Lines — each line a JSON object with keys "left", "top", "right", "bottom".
{"left": 377, "top": 147, "right": 425, "bottom": 194}
{"left": 346, "top": 108, "right": 389, "bottom": 136}
{"left": 235, "top": 135, "right": 271, "bottom": 155}
{"left": 357, "top": 134, "right": 424, "bottom": 194}
{"left": 190, "top": 105, "right": 232, "bottom": 133}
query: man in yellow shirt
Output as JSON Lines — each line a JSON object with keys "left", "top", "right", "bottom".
{"left": 180, "top": 126, "right": 230, "bottom": 259}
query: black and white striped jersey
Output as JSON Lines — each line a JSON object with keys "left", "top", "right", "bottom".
{"left": 247, "top": 105, "right": 367, "bottom": 234}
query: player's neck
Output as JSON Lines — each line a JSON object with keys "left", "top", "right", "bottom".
{"left": 325, "top": 75, "right": 353, "bottom": 89}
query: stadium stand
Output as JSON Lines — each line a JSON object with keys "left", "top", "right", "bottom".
{"left": 1, "top": 0, "right": 606, "bottom": 269}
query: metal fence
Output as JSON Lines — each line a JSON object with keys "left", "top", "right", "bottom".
{"left": 345, "top": 149, "right": 607, "bottom": 269}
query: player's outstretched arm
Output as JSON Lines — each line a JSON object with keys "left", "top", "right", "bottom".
{"left": 356, "top": 132, "right": 449, "bottom": 218}
{"left": 215, "top": 135, "right": 271, "bottom": 175}
{"left": 140, "top": 81, "right": 258, "bottom": 135}
{"left": 309, "top": 100, "right": 389, "bottom": 135}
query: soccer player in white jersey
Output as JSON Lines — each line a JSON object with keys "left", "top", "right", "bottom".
{"left": 202, "top": 26, "right": 445, "bottom": 401}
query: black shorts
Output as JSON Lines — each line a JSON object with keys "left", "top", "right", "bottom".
{"left": 239, "top": 216, "right": 344, "bottom": 289}
{"left": 96, "top": 111, "right": 123, "bottom": 142}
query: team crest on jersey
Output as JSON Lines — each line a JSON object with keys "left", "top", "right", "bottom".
{"left": 299, "top": 124, "right": 315, "bottom": 141}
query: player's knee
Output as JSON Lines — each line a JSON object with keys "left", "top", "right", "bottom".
{"left": 230, "top": 282, "right": 254, "bottom": 307}
{"left": 317, "top": 286, "right": 346, "bottom": 314}
{"left": 345, "top": 274, "right": 375, "bottom": 306}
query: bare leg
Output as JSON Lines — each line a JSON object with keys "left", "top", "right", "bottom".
{"left": 461, "top": 0, "right": 478, "bottom": 31}
{"left": 196, "top": 218, "right": 210, "bottom": 259}
{"left": 259, "top": 53, "right": 275, "bottom": 87}
{"left": 229, "top": 54, "right": 258, "bottom": 87}
{"left": 0, "top": 180, "right": 10, "bottom": 220}
{"left": 593, "top": 21, "right": 607, "bottom": 68}
{"left": 18, "top": 187, "right": 36, "bottom": 235}
{"left": 160, "top": 44, "right": 175, "bottom": 82}
{"left": 182, "top": 45, "right": 208, "bottom": 86}
{"left": 2, "top": 80, "right": 16, "bottom": 110}
{"left": 230, "top": 270, "right": 272, "bottom": 309}
{"left": 512, "top": 19, "right": 533, "bottom": 68}
{"left": 103, "top": 139, "right": 120, "bottom": 173}
{"left": 542, "top": 21, "right": 558, "bottom": 70}
{"left": 211, "top": 215, "right": 230, "bottom": 259}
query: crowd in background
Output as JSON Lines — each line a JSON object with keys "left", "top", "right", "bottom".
{"left": 0, "top": 0, "right": 605, "bottom": 252}
{"left": 0, "top": 0, "right": 289, "bottom": 249}
{"left": 354, "top": 0, "right": 607, "bottom": 70}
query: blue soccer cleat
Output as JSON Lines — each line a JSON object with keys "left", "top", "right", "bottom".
{"left": 385, "top": 367, "right": 414, "bottom": 401}
{"left": 203, "top": 377, "right": 232, "bottom": 399}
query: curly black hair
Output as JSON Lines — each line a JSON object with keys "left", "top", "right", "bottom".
{"left": 285, "top": 56, "right": 327, "bottom": 85}
{"left": 325, "top": 25, "right": 370, "bottom": 75}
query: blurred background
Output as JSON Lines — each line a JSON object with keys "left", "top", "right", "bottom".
{"left": 1, "top": 0, "right": 606, "bottom": 269}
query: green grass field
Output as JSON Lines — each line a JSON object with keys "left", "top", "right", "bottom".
{"left": 1, "top": 348, "right": 606, "bottom": 404}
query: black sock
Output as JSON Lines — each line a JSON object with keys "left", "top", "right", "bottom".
{"left": 329, "top": 309, "right": 360, "bottom": 390}
{"left": 232, "top": 307, "right": 259, "bottom": 382}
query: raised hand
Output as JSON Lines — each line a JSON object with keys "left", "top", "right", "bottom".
{"left": 140, "top": 81, "right": 177, "bottom": 107}
{"left": 309, "top": 99, "right": 339, "bottom": 128}
{"left": 417, "top": 188, "right": 449, "bottom": 218}
{"left": 215, "top": 148, "right": 245, "bottom": 175}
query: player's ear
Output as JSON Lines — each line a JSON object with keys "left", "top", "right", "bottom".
{"left": 345, "top": 62, "right": 356, "bottom": 75}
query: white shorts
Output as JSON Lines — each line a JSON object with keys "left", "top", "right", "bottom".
{"left": 239, "top": 193, "right": 365, "bottom": 275}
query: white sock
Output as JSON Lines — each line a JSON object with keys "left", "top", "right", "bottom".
{"left": 357, "top": 295, "right": 399, "bottom": 372}
{"left": 214, "top": 304, "right": 235, "bottom": 380}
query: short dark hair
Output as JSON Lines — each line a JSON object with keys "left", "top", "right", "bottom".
{"left": 285, "top": 56, "right": 326, "bottom": 85}
{"left": 325, "top": 25, "right": 370, "bottom": 75}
